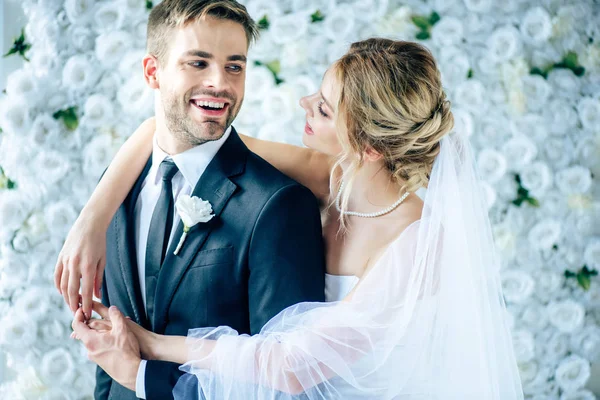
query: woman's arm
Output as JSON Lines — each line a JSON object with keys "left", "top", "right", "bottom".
{"left": 55, "top": 117, "right": 155, "bottom": 317}
{"left": 239, "top": 134, "right": 334, "bottom": 203}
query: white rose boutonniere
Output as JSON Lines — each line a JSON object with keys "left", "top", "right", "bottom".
{"left": 174, "top": 195, "right": 215, "bottom": 255}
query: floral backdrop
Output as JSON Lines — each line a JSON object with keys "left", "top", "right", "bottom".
{"left": 0, "top": 0, "right": 599, "bottom": 398}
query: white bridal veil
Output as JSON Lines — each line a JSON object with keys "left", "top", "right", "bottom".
{"left": 173, "top": 132, "right": 524, "bottom": 399}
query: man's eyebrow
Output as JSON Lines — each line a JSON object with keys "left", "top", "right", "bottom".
{"left": 228, "top": 55, "right": 247, "bottom": 62}
{"left": 183, "top": 50, "right": 213, "bottom": 58}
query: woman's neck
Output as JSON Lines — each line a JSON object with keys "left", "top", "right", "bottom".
{"left": 338, "top": 160, "right": 405, "bottom": 214}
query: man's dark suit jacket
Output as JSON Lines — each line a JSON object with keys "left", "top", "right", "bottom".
{"left": 95, "top": 128, "right": 326, "bottom": 400}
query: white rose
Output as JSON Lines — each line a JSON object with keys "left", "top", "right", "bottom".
{"left": 323, "top": 5, "right": 356, "bottom": 41}
{"left": 38, "top": 0, "right": 63, "bottom": 13}
{"left": 35, "top": 151, "right": 71, "bottom": 186}
{"left": 547, "top": 300, "right": 585, "bottom": 333}
{"left": 375, "top": 6, "right": 417, "bottom": 39}
{"left": 520, "top": 304, "right": 548, "bottom": 331}
{"left": 257, "top": 122, "right": 288, "bottom": 143}
{"left": 95, "top": 31, "right": 132, "bottom": 67}
{"left": 40, "top": 348, "right": 76, "bottom": 386}
{"left": 552, "top": 5, "right": 582, "bottom": 38}
{"left": 281, "top": 39, "right": 310, "bottom": 70}
{"left": 14, "top": 287, "right": 53, "bottom": 320}
{"left": 529, "top": 219, "right": 562, "bottom": 251}
{"left": 246, "top": 0, "right": 283, "bottom": 22}
{"left": 480, "top": 182, "right": 496, "bottom": 210}
{"left": 62, "top": 54, "right": 99, "bottom": 92}
{"left": 27, "top": 16, "right": 61, "bottom": 48}
{"left": 535, "top": 270, "right": 563, "bottom": 303}
{"left": 94, "top": 2, "right": 125, "bottom": 33}
{"left": 520, "top": 161, "right": 553, "bottom": 195}
{"left": 0, "top": 252, "right": 30, "bottom": 291}
{"left": 450, "top": 108, "right": 473, "bottom": 137}
{"left": 520, "top": 7, "right": 553, "bottom": 45}
{"left": 510, "top": 113, "right": 548, "bottom": 143}
{"left": 543, "top": 137, "right": 574, "bottom": 169}
{"left": 0, "top": 314, "right": 37, "bottom": 349}
{"left": 544, "top": 333, "right": 570, "bottom": 364}
{"left": 453, "top": 80, "right": 485, "bottom": 114}
{"left": 556, "top": 166, "right": 592, "bottom": 195}
{"left": 512, "top": 329, "right": 535, "bottom": 363}
{"left": 39, "top": 319, "right": 68, "bottom": 348}
{"left": 501, "top": 270, "right": 535, "bottom": 304}
{"left": 83, "top": 94, "right": 115, "bottom": 128}
{"left": 68, "top": 25, "right": 97, "bottom": 52}
{"left": 493, "top": 224, "right": 517, "bottom": 262}
{"left": 439, "top": 48, "right": 470, "bottom": 88}
{"left": 0, "top": 99, "right": 31, "bottom": 136}
{"left": 269, "top": 12, "right": 309, "bottom": 45}
{"left": 119, "top": 50, "right": 146, "bottom": 77}
{"left": 477, "top": 149, "right": 507, "bottom": 183}
{"left": 555, "top": 355, "right": 591, "bottom": 393}
{"left": 463, "top": 0, "right": 492, "bottom": 13}
{"left": 518, "top": 360, "right": 539, "bottom": 386}
{"left": 44, "top": 201, "right": 79, "bottom": 238}
{"left": 261, "top": 84, "right": 298, "bottom": 123}
{"left": 548, "top": 69, "right": 581, "bottom": 101}
{"left": 5, "top": 69, "right": 37, "bottom": 101}
{"left": 545, "top": 99, "right": 578, "bottom": 136}
{"left": 571, "top": 325, "right": 600, "bottom": 361}
{"left": 521, "top": 75, "right": 552, "bottom": 112}
{"left": 30, "top": 114, "right": 62, "bottom": 147}
{"left": 83, "top": 134, "right": 117, "bottom": 180}
{"left": 65, "top": 0, "right": 97, "bottom": 24}
{"left": 0, "top": 191, "right": 31, "bottom": 234}
{"left": 175, "top": 195, "right": 215, "bottom": 227}
{"left": 349, "top": 0, "right": 389, "bottom": 23}
{"left": 584, "top": 239, "right": 600, "bottom": 270}
{"left": 327, "top": 41, "right": 351, "bottom": 64}
{"left": 576, "top": 97, "right": 600, "bottom": 131}
{"left": 117, "top": 76, "right": 154, "bottom": 117}
{"left": 501, "top": 136, "right": 537, "bottom": 171}
{"left": 580, "top": 43, "right": 600, "bottom": 74}
{"left": 487, "top": 26, "right": 522, "bottom": 63}
{"left": 431, "top": 17, "right": 464, "bottom": 47}
{"left": 560, "top": 390, "right": 596, "bottom": 400}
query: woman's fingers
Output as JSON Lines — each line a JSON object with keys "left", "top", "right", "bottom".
{"left": 92, "top": 301, "right": 111, "bottom": 320}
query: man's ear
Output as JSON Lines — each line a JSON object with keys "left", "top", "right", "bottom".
{"left": 143, "top": 54, "right": 160, "bottom": 89}
{"left": 364, "top": 146, "right": 383, "bottom": 162}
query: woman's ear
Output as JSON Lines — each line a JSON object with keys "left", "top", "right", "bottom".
{"left": 143, "top": 54, "right": 160, "bottom": 89}
{"left": 364, "top": 146, "right": 383, "bottom": 162}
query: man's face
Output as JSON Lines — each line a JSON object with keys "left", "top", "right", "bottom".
{"left": 156, "top": 16, "right": 247, "bottom": 145}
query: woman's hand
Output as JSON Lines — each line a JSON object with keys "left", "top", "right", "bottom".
{"left": 55, "top": 212, "right": 109, "bottom": 319}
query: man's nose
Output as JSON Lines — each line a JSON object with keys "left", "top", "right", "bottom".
{"left": 202, "top": 66, "right": 230, "bottom": 91}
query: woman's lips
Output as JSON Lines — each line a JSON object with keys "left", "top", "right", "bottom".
{"left": 304, "top": 122, "right": 314, "bottom": 135}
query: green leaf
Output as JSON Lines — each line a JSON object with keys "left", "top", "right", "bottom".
{"left": 552, "top": 244, "right": 559, "bottom": 251}
{"left": 311, "top": 10, "right": 325, "bottom": 23}
{"left": 254, "top": 60, "right": 284, "bottom": 85}
{"left": 525, "top": 197, "right": 540, "bottom": 207}
{"left": 564, "top": 270, "right": 576, "bottom": 278}
{"left": 416, "top": 30, "right": 430, "bottom": 40}
{"left": 0, "top": 167, "right": 17, "bottom": 190}
{"left": 146, "top": 1, "right": 153, "bottom": 10}
{"left": 258, "top": 15, "right": 270, "bottom": 30}
{"left": 3, "top": 28, "right": 31, "bottom": 62}
{"left": 467, "top": 69, "right": 473, "bottom": 79}
{"left": 511, "top": 199, "right": 524, "bottom": 207}
{"left": 429, "top": 11, "right": 441, "bottom": 26}
{"left": 573, "top": 66, "right": 585, "bottom": 77}
{"left": 563, "top": 52, "right": 579, "bottom": 69}
{"left": 530, "top": 67, "right": 548, "bottom": 79}
{"left": 577, "top": 273, "right": 591, "bottom": 291}
{"left": 411, "top": 16, "right": 430, "bottom": 31}
{"left": 53, "top": 106, "right": 79, "bottom": 131}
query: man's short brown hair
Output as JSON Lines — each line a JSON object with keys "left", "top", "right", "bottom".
{"left": 147, "top": 0, "right": 259, "bottom": 63}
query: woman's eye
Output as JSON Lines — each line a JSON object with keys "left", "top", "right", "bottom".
{"left": 318, "top": 100, "right": 328, "bottom": 118}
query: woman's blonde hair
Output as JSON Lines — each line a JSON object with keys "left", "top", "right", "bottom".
{"left": 331, "top": 38, "right": 454, "bottom": 223}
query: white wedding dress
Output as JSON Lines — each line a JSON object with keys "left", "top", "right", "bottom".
{"left": 324, "top": 273, "right": 360, "bottom": 302}
{"left": 173, "top": 133, "right": 524, "bottom": 399}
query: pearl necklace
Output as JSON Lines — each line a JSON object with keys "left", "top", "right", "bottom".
{"left": 335, "top": 181, "right": 410, "bottom": 218}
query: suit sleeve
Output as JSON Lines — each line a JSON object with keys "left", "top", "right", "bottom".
{"left": 94, "top": 276, "right": 112, "bottom": 400}
{"left": 248, "top": 183, "right": 326, "bottom": 334}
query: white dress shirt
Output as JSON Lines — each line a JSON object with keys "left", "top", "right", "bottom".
{"left": 134, "top": 127, "right": 231, "bottom": 399}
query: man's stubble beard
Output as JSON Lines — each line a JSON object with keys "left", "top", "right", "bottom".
{"left": 162, "top": 90, "right": 241, "bottom": 146}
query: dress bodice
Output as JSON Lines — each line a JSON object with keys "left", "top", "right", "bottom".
{"left": 324, "top": 273, "right": 360, "bottom": 302}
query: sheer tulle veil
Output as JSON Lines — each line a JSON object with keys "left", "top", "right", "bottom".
{"left": 173, "top": 132, "right": 524, "bottom": 399}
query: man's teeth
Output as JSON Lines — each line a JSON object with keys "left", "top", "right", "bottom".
{"left": 194, "top": 100, "right": 226, "bottom": 109}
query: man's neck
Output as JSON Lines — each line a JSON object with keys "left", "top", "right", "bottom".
{"left": 154, "top": 124, "right": 195, "bottom": 155}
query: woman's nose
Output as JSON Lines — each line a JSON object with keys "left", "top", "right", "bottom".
{"left": 299, "top": 95, "right": 312, "bottom": 116}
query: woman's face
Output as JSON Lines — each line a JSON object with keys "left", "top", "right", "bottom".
{"left": 300, "top": 68, "right": 345, "bottom": 156}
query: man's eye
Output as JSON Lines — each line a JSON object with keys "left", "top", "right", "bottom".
{"left": 190, "top": 61, "right": 207, "bottom": 68}
{"left": 227, "top": 65, "right": 243, "bottom": 72}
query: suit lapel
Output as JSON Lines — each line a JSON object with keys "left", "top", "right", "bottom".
{"left": 152, "top": 129, "right": 248, "bottom": 333}
{"left": 113, "top": 156, "right": 152, "bottom": 329}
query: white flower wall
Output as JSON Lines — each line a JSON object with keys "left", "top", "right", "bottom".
{"left": 0, "top": 0, "right": 599, "bottom": 398}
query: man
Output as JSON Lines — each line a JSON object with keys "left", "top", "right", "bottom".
{"left": 56, "top": 1, "right": 326, "bottom": 399}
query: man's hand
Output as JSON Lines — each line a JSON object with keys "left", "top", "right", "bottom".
{"left": 55, "top": 213, "right": 108, "bottom": 319}
{"left": 72, "top": 306, "right": 141, "bottom": 391}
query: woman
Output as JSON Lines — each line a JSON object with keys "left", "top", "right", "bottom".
{"left": 69, "top": 39, "right": 523, "bottom": 398}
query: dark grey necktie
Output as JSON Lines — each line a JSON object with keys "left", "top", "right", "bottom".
{"left": 145, "top": 159, "right": 179, "bottom": 320}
